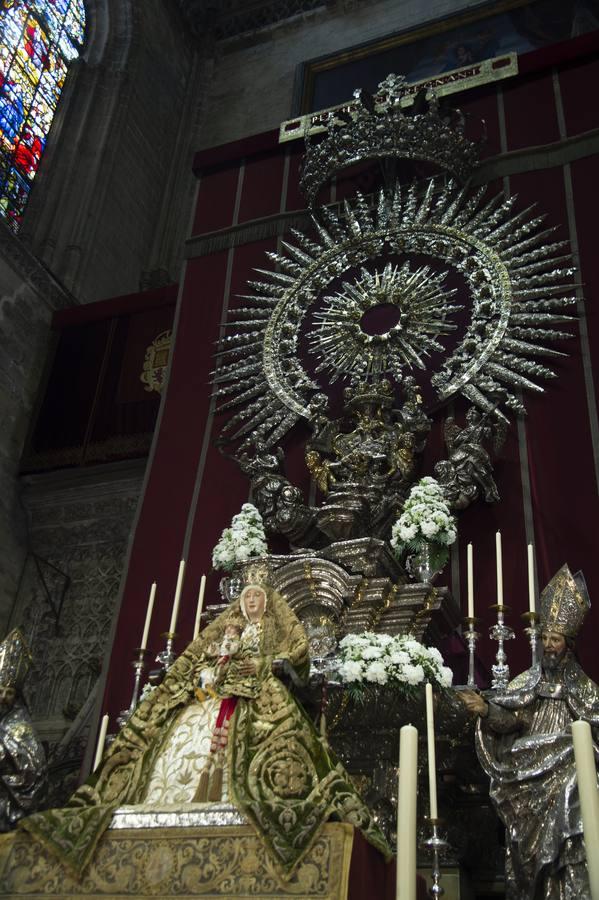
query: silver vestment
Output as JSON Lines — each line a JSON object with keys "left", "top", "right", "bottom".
{"left": 0, "top": 698, "right": 47, "bottom": 831}
{"left": 476, "top": 655, "right": 599, "bottom": 900}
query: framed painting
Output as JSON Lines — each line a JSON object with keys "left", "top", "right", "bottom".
{"left": 293, "top": 0, "right": 599, "bottom": 115}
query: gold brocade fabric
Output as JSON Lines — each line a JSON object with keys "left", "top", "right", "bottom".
{"left": 19, "top": 588, "right": 391, "bottom": 880}
{"left": 143, "top": 699, "right": 228, "bottom": 804}
{"left": 0, "top": 822, "right": 355, "bottom": 898}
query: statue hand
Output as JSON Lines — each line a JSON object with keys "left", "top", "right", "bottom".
{"left": 459, "top": 689, "right": 488, "bottom": 717}
{"left": 237, "top": 659, "right": 257, "bottom": 676}
{"left": 271, "top": 659, "right": 285, "bottom": 678}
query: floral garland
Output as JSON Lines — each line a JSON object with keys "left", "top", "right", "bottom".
{"left": 337, "top": 632, "right": 453, "bottom": 695}
{"left": 212, "top": 503, "right": 268, "bottom": 573}
{"left": 390, "top": 476, "right": 456, "bottom": 571}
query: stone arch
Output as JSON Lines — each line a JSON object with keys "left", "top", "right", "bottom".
{"left": 51, "top": 662, "right": 74, "bottom": 716}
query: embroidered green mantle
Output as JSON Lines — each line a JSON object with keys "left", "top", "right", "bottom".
{"left": 20, "top": 588, "right": 391, "bottom": 879}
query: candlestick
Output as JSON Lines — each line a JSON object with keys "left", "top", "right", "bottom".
{"left": 489, "top": 603, "right": 514, "bottom": 690}
{"left": 467, "top": 543, "right": 474, "bottom": 620}
{"left": 421, "top": 817, "right": 449, "bottom": 899}
{"left": 521, "top": 611, "right": 541, "bottom": 668}
{"left": 140, "top": 582, "right": 156, "bottom": 651}
{"left": 156, "top": 631, "right": 177, "bottom": 670}
{"left": 397, "top": 724, "right": 418, "bottom": 900}
{"left": 572, "top": 720, "right": 599, "bottom": 900}
{"left": 93, "top": 714, "right": 109, "bottom": 772}
{"left": 193, "top": 574, "right": 206, "bottom": 640}
{"left": 462, "top": 616, "right": 480, "bottom": 689}
{"left": 425, "top": 684, "right": 438, "bottom": 820}
{"left": 169, "top": 559, "right": 185, "bottom": 634}
{"left": 116, "top": 648, "right": 150, "bottom": 729}
{"left": 527, "top": 544, "right": 536, "bottom": 614}
{"left": 495, "top": 531, "right": 503, "bottom": 607}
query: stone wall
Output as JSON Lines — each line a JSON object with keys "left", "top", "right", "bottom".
{"left": 0, "top": 225, "right": 73, "bottom": 632}
{"left": 199, "top": 0, "right": 484, "bottom": 149}
{"left": 10, "top": 461, "right": 144, "bottom": 805}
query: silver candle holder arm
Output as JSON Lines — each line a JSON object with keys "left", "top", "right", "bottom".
{"left": 489, "top": 604, "right": 515, "bottom": 691}
{"left": 116, "top": 648, "right": 149, "bottom": 729}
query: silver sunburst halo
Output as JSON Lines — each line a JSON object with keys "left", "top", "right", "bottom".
{"left": 213, "top": 179, "right": 577, "bottom": 450}
{"left": 309, "top": 261, "right": 460, "bottom": 382}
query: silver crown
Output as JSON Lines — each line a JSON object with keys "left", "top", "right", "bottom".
{"left": 300, "top": 74, "right": 481, "bottom": 207}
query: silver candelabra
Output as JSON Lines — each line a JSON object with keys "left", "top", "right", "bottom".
{"left": 116, "top": 648, "right": 149, "bottom": 729}
{"left": 489, "top": 604, "right": 514, "bottom": 691}
{"left": 462, "top": 616, "right": 480, "bottom": 689}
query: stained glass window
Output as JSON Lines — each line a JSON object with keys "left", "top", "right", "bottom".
{"left": 0, "top": 0, "right": 85, "bottom": 232}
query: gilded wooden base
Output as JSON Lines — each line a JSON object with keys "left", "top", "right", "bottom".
{"left": 0, "top": 823, "right": 354, "bottom": 899}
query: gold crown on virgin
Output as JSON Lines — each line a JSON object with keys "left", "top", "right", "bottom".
{"left": 240, "top": 560, "right": 271, "bottom": 589}
{"left": 539, "top": 564, "right": 590, "bottom": 638}
{"left": 0, "top": 628, "right": 32, "bottom": 689}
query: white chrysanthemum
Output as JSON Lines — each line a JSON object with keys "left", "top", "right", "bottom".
{"left": 402, "top": 663, "right": 425, "bottom": 685}
{"left": 399, "top": 523, "right": 418, "bottom": 541}
{"left": 421, "top": 520, "right": 440, "bottom": 537}
{"left": 439, "top": 666, "right": 453, "bottom": 687}
{"left": 362, "top": 645, "right": 384, "bottom": 659}
{"left": 364, "top": 661, "right": 389, "bottom": 685}
{"left": 426, "top": 647, "right": 444, "bottom": 665}
{"left": 376, "top": 633, "right": 394, "bottom": 647}
{"left": 338, "top": 660, "right": 364, "bottom": 682}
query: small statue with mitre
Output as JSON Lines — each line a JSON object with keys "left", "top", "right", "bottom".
{"left": 460, "top": 564, "right": 599, "bottom": 899}
{"left": 0, "top": 628, "right": 47, "bottom": 831}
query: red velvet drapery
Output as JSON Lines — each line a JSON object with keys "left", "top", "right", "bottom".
{"left": 102, "top": 38, "right": 599, "bottom": 721}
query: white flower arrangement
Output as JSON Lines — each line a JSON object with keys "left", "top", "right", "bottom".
{"left": 390, "top": 477, "right": 456, "bottom": 571}
{"left": 337, "top": 631, "right": 453, "bottom": 693}
{"left": 212, "top": 503, "right": 268, "bottom": 573}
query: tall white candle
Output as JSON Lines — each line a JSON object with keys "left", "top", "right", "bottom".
{"left": 527, "top": 544, "right": 536, "bottom": 615}
{"left": 93, "top": 714, "right": 109, "bottom": 772}
{"left": 193, "top": 574, "right": 206, "bottom": 640}
{"left": 425, "top": 683, "right": 438, "bottom": 820}
{"left": 168, "top": 559, "right": 186, "bottom": 634}
{"left": 467, "top": 543, "right": 474, "bottom": 619}
{"left": 572, "top": 720, "right": 599, "bottom": 900}
{"left": 397, "top": 724, "right": 418, "bottom": 900}
{"left": 495, "top": 531, "right": 504, "bottom": 606}
{"left": 140, "top": 581, "right": 156, "bottom": 650}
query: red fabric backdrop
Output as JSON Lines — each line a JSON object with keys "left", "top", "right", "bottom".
{"left": 102, "top": 42, "right": 599, "bottom": 720}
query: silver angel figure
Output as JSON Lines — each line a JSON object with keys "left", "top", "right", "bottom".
{"left": 0, "top": 628, "right": 47, "bottom": 831}
{"left": 460, "top": 565, "right": 598, "bottom": 900}
{"left": 435, "top": 407, "right": 505, "bottom": 509}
